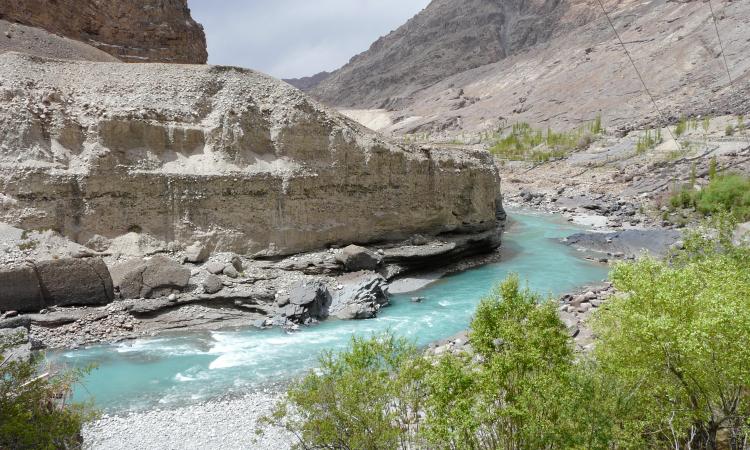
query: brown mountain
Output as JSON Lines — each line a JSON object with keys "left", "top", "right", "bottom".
{"left": 0, "top": 0, "right": 207, "bottom": 63}
{"left": 299, "top": 0, "right": 750, "bottom": 133}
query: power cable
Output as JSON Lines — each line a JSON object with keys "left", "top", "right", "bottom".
{"left": 707, "top": 0, "right": 750, "bottom": 147}
{"left": 595, "top": 0, "right": 681, "bottom": 149}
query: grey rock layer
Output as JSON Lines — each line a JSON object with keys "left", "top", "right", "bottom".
{"left": 0, "top": 52, "right": 501, "bottom": 256}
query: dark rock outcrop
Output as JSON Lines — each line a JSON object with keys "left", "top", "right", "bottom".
{"left": 330, "top": 273, "right": 389, "bottom": 320}
{"left": 279, "top": 282, "right": 332, "bottom": 323}
{"left": 0, "top": 258, "right": 113, "bottom": 312}
{"left": 0, "top": 0, "right": 207, "bottom": 63}
{"left": 0, "top": 264, "right": 44, "bottom": 313}
{"left": 35, "top": 258, "right": 114, "bottom": 307}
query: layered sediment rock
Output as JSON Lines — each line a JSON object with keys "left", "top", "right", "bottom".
{"left": 0, "top": 0, "right": 207, "bottom": 63}
{"left": 0, "top": 52, "right": 501, "bottom": 257}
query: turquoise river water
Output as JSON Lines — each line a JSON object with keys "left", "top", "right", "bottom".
{"left": 56, "top": 211, "right": 608, "bottom": 413}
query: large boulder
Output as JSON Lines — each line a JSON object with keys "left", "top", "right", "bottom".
{"left": 111, "top": 255, "right": 191, "bottom": 299}
{"left": 330, "top": 273, "right": 390, "bottom": 320}
{"left": 279, "top": 282, "right": 331, "bottom": 324}
{"left": 0, "top": 263, "right": 45, "bottom": 313}
{"left": 335, "top": 245, "right": 381, "bottom": 272}
{"left": 184, "top": 242, "right": 209, "bottom": 264}
{"left": 34, "top": 258, "right": 114, "bottom": 306}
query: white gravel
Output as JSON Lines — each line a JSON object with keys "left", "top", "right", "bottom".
{"left": 82, "top": 391, "right": 295, "bottom": 450}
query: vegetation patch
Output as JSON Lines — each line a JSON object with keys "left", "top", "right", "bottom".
{"left": 488, "top": 116, "right": 603, "bottom": 162}
{"left": 670, "top": 172, "right": 750, "bottom": 221}
{"left": 0, "top": 336, "right": 96, "bottom": 449}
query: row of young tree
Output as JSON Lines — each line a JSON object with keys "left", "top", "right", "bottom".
{"left": 273, "top": 217, "right": 750, "bottom": 449}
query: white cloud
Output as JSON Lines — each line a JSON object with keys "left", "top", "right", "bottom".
{"left": 188, "top": 0, "right": 431, "bottom": 79}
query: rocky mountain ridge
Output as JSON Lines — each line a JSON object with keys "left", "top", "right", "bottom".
{"left": 296, "top": 0, "right": 750, "bottom": 134}
{"left": 0, "top": 0, "right": 207, "bottom": 63}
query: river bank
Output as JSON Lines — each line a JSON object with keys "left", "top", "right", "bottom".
{"left": 82, "top": 389, "right": 294, "bottom": 450}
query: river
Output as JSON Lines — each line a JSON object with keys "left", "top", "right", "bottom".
{"left": 57, "top": 211, "right": 608, "bottom": 413}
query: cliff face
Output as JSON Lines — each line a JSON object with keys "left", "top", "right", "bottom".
{"left": 0, "top": 52, "right": 501, "bottom": 256}
{"left": 309, "top": 0, "right": 574, "bottom": 108}
{"left": 0, "top": 0, "right": 207, "bottom": 63}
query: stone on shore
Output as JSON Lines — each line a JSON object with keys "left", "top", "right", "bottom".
{"left": 335, "top": 245, "right": 381, "bottom": 271}
{"left": 184, "top": 242, "right": 210, "bottom": 264}
{"left": 111, "top": 255, "right": 191, "bottom": 299}
{"left": 202, "top": 275, "right": 223, "bottom": 295}
{"left": 279, "top": 282, "right": 331, "bottom": 323}
{"left": 35, "top": 258, "right": 114, "bottom": 307}
{"left": 330, "top": 273, "right": 389, "bottom": 320}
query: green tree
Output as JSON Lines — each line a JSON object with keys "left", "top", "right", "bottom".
{"left": 0, "top": 335, "right": 95, "bottom": 449}
{"left": 422, "top": 275, "right": 581, "bottom": 449}
{"left": 277, "top": 333, "right": 428, "bottom": 449}
{"left": 593, "top": 225, "right": 750, "bottom": 449}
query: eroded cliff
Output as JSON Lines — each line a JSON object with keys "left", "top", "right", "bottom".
{"left": 0, "top": 0, "right": 207, "bottom": 63}
{"left": 0, "top": 52, "right": 501, "bottom": 256}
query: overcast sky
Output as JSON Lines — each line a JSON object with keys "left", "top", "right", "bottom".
{"left": 189, "top": 0, "right": 431, "bottom": 79}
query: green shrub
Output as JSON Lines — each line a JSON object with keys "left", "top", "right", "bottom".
{"left": 636, "top": 127, "right": 662, "bottom": 154}
{"left": 594, "top": 226, "right": 750, "bottom": 448}
{"left": 675, "top": 116, "right": 688, "bottom": 137}
{"left": 726, "top": 125, "right": 735, "bottom": 136}
{"left": 0, "top": 336, "right": 95, "bottom": 449}
{"left": 276, "top": 333, "right": 428, "bottom": 449}
{"left": 696, "top": 174, "right": 750, "bottom": 220}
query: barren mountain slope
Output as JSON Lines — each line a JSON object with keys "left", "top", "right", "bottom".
{"left": 382, "top": 0, "right": 750, "bottom": 134}
{"left": 302, "top": 0, "right": 749, "bottom": 134}
{"left": 0, "top": 0, "right": 207, "bottom": 63}
{"left": 0, "top": 52, "right": 501, "bottom": 256}
{"left": 308, "top": 0, "right": 583, "bottom": 109}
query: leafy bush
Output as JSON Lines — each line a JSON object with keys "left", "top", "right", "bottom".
{"left": 594, "top": 222, "right": 750, "bottom": 448}
{"left": 0, "top": 336, "right": 95, "bottom": 449}
{"left": 277, "top": 333, "right": 428, "bottom": 449}
{"left": 695, "top": 174, "right": 750, "bottom": 220}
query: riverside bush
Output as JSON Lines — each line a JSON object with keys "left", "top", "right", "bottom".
{"left": 595, "top": 218, "right": 750, "bottom": 449}
{"left": 670, "top": 174, "right": 750, "bottom": 221}
{"left": 278, "top": 225, "right": 750, "bottom": 449}
{"left": 0, "top": 336, "right": 94, "bottom": 449}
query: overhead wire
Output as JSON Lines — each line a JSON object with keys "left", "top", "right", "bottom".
{"left": 595, "top": 0, "right": 680, "bottom": 149}
{"left": 706, "top": 0, "right": 750, "bottom": 147}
